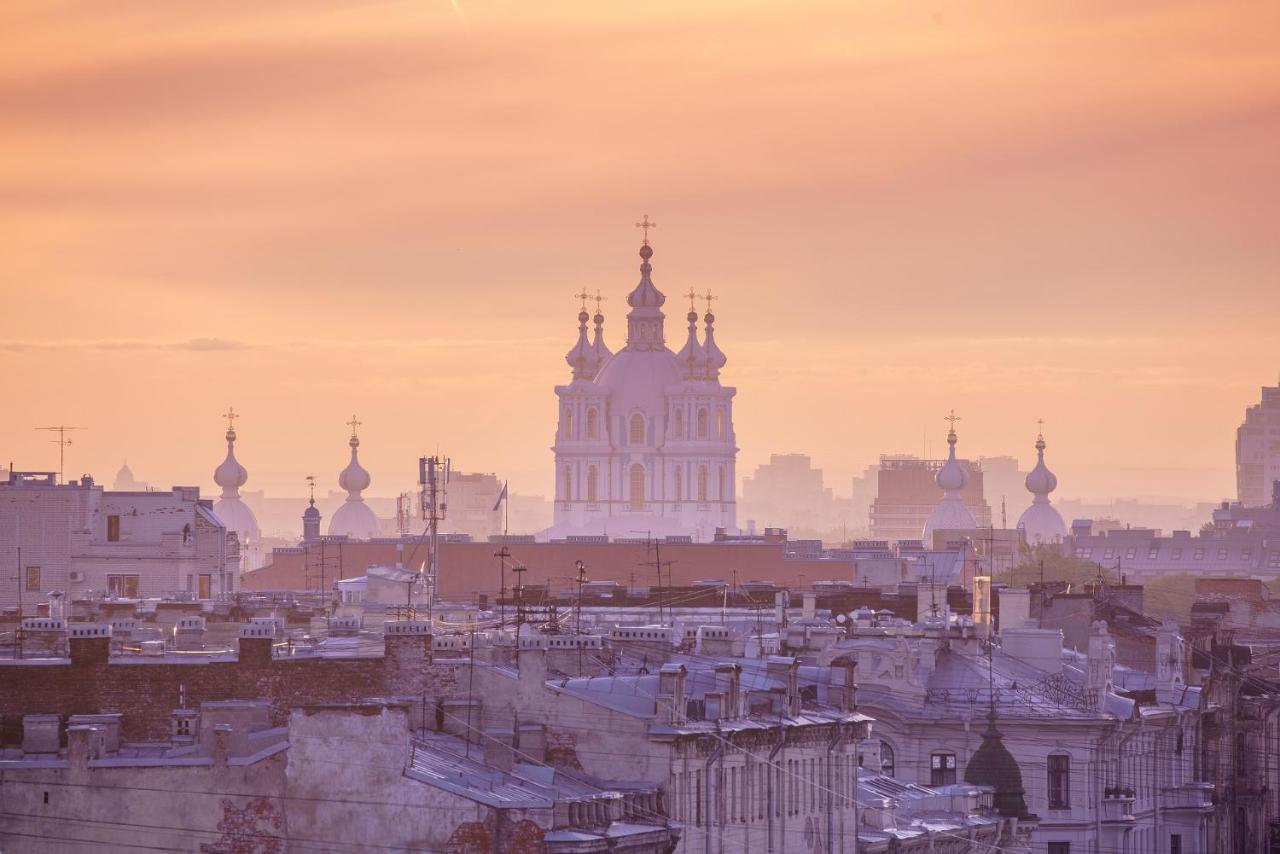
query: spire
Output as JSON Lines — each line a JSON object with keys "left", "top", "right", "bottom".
{"left": 963, "top": 640, "right": 1033, "bottom": 819}
{"left": 701, "top": 290, "right": 726, "bottom": 380}
{"left": 212, "top": 406, "right": 248, "bottom": 499}
{"left": 590, "top": 290, "right": 613, "bottom": 369}
{"left": 922, "top": 410, "right": 976, "bottom": 541}
{"left": 565, "top": 290, "right": 594, "bottom": 379}
{"left": 624, "top": 224, "right": 666, "bottom": 351}
{"left": 1018, "top": 420, "right": 1067, "bottom": 543}
{"left": 1024, "top": 422, "right": 1059, "bottom": 501}
{"left": 675, "top": 288, "right": 706, "bottom": 380}
{"left": 302, "top": 474, "right": 321, "bottom": 541}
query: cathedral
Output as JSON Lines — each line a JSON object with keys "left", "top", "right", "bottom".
{"left": 544, "top": 226, "right": 738, "bottom": 541}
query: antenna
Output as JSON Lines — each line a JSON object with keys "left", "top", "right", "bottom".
{"left": 35, "top": 425, "right": 82, "bottom": 483}
{"left": 418, "top": 454, "right": 451, "bottom": 624}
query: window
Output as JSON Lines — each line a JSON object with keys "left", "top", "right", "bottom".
{"left": 716, "top": 409, "right": 725, "bottom": 439}
{"left": 717, "top": 466, "right": 725, "bottom": 501}
{"left": 1048, "top": 754, "right": 1070, "bottom": 808}
{"left": 1218, "top": 548, "right": 1229, "bottom": 560}
{"left": 1103, "top": 548, "right": 1114, "bottom": 560}
{"left": 1171, "top": 548, "right": 1182, "bottom": 560}
{"left": 586, "top": 466, "right": 598, "bottom": 503}
{"left": 1242, "top": 549, "right": 1252, "bottom": 561}
{"left": 107, "top": 575, "right": 139, "bottom": 598}
{"left": 1193, "top": 548, "right": 1205, "bottom": 560}
{"left": 673, "top": 467, "right": 682, "bottom": 501}
{"left": 880, "top": 741, "right": 895, "bottom": 777}
{"left": 1270, "top": 552, "right": 1280, "bottom": 569}
{"left": 673, "top": 409, "right": 683, "bottom": 439}
{"left": 25, "top": 566, "right": 41, "bottom": 591}
{"left": 586, "top": 408, "right": 598, "bottom": 439}
{"left": 698, "top": 466, "right": 708, "bottom": 502}
{"left": 930, "top": 752, "right": 956, "bottom": 786}
{"left": 629, "top": 413, "right": 645, "bottom": 445}
{"left": 1125, "top": 547, "right": 1137, "bottom": 560}
{"left": 197, "top": 574, "right": 212, "bottom": 599}
{"left": 1047, "top": 844, "right": 1070, "bottom": 854}
{"left": 697, "top": 408, "right": 709, "bottom": 439}
{"left": 1170, "top": 833, "right": 1182, "bottom": 854}
{"left": 1148, "top": 548, "right": 1160, "bottom": 560}
{"left": 107, "top": 515, "right": 121, "bottom": 542}
{"left": 563, "top": 467, "right": 573, "bottom": 501}
{"left": 629, "top": 464, "right": 645, "bottom": 509}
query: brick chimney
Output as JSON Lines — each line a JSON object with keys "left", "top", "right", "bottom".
{"left": 657, "top": 663, "right": 687, "bottom": 725}
{"left": 237, "top": 623, "right": 274, "bottom": 666}
{"left": 383, "top": 620, "right": 433, "bottom": 689}
{"left": 68, "top": 624, "right": 112, "bottom": 666}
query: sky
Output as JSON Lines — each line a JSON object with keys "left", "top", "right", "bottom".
{"left": 2, "top": 0, "right": 1278, "bottom": 505}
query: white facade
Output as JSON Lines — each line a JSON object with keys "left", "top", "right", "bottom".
{"left": 0, "top": 471, "right": 239, "bottom": 609}
{"left": 546, "top": 240, "right": 737, "bottom": 541}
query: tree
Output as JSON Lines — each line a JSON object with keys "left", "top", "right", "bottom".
{"left": 1003, "top": 543, "right": 1108, "bottom": 589}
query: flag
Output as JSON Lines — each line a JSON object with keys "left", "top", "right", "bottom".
{"left": 492, "top": 481, "right": 508, "bottom": 513}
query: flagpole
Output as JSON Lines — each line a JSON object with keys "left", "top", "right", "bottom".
{"left": 503, "top": 480, "right": 509, "bottom": 537}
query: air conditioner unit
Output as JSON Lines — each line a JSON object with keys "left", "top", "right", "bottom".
{"left": 69, "top": 571, "right": 85, "bottom": 583}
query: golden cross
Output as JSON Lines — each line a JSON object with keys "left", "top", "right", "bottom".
{"left": 1036, "top": 418, "right": 1046, "bottom": 436}
{"left": 684, "top": 288, "right": 699, "bottom": 313}
{"left": 635, "top": 214, "right": 657, "bottom": 245}
{"left": 306, "top": 474, "right": 316, "bottom": 500}
{"left": 592, "top": 290, "right": 607, "bottom": 313}
{"left": 702, "top": 289, "right": 718, "bottom": 315}
{"left": 223, "top": 406, "right": 238, "bottom": 429}
{"left": 944, "top": 409, "right": 961, "bottom": 431}
{"left": 347, "top": 414, "right": 362, "bottom": 437}
{"left": 574, "top": 289, "right": 591, "bottom": 311}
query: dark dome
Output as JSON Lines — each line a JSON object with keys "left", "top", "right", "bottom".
{"left": 963, "top": 715, "right": 1033, "bottom": 819}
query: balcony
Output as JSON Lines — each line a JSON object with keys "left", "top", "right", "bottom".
{"left": 1101, "top": 790, "right": 1136, "bottom": 823}
{"left": 1161, "top": 782, "right": 1214, "bottom": 812}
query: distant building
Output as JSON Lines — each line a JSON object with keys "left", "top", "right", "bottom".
{"left": 0, "top": 471, "right": 239, "bottom": 608}
{"left": 211, "top": 410, "right": 262, "bottom": 571}
{"left": 327, "top": 419, "right": 379, "bottom": 540}
{"left": 111, "top": 462, "right": 149, "bottom": 492}
{"left": 442, "top": 471, "right": 504, "bottom": 541}
{"left": 871, "top": 453, "right": 991, "bottom": 543}
{"left": 975, "top": 455, "right": 1027, "bottom": 524}
{"left": 740, "top": 453, "right": 843, "bottom": 535}
{"left": 1237, "top": 379, "right": 1280, "bottom": 507}
{"left": 1016, "top": 430, "right": 1067, "bottom": 545}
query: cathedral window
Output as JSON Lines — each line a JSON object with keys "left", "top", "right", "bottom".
{"left": 564, "top": 407, "right": 574, "bottom": 438}
{"left": 586, "top": 408, "right": 598, "bottom": 439}
{"left": 716, "top": 409, "right": 725, "bottom": 439}
{"left": 629, "top": 464, "right": 646, "bottom": 509}
{"left": 674, "top": 467, "right": 683, "bottom": 501}
{"left": 563, "top": 467, "right": 573, "bottom": 501}
{"left": 587, "top": 466, "right": 598, "bottom": 503}
{"left": 718, "top": 466, "right": 725, "bottom": 501}
{"left": 630, "top": 413, "right": 646, "bottom": 445}
{"left": 697, "top": 408, "right": 709, "bottom": 439}
{"left": 674, "top": 408, "right": 683, "bottom": 438}
{"left": 698, "top": 466, "right": 708, "bottom": 502}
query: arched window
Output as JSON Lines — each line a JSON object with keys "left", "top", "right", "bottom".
{"left": 563, "top": 407, "right": 574, "bottom": 438}
{"left": 629, "top": 464, "right": 645, "bottom": 509}
{"left": 563, "top": 467, "right": 573, "bottom": 501}
{"left": 716, "top": 409, "right": 725, "bottom": 439}
{"left": 674, "top": 409, "right": 684, "bottom": 438}
{"left": 1048, "top": 754, "right": 1070, "bottom": 809}
{"left": 586, "top": 408, "right": 598, "bottom": 439}
{"left": 697, "top": 408, "right": 709, "bottom": 439}
{"left": 879, "top": 741, "right": 896, "bottom": 777}
{"left": 587, "top": 465, "right": 598, "bottom": 503}
{"left": 698, "top": 466, "right": 708, "bottom": 502}
{"left": 674, "top": 467, "right": 683, "bottom": 501}
{"left": 717, "top": 466, "right": 725, "bottom": 501}
{"left": 630, "top": 413, "right": 646, "bottom": 445}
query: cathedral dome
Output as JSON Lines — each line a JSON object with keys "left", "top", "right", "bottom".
{"left": 923, "top": 416, "right": 976, "bottom": 542}
{"left": 1018, "top": 431, "right": 1066, "bottom": 544}
{"left": 935, "top": 430, "right": 968, "bottom": 492}
{"left": 338, "top": 435, "right": 372, "bottom": 493}
{"left": 213, "top": 427, "right": 248, "bottom": 496}
{"left": 964, "top": 713, "right": 1032, "bottom": 819}
{"left": 330, "top": 422, "right": 378, "bottom": 539}
{"left": 593, "top": 347, "right": 682, "bottom": 416}
{"left": 1024, "top": 435, "right": 1058, "bottom": 496}
{"left": 675, "top": 309, "right": 707, "bottom": 380}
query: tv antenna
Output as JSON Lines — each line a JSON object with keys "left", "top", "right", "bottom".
{"left": 35, "top": 425, "right": 82, "bottom": 483}
{"left": 418, "top": 454, "right": 452, "bottom": 624}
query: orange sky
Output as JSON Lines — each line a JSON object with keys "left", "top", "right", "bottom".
{"left": 2, "top": 0, "right": 1278, "bottom": 504}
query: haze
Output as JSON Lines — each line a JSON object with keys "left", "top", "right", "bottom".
{"left": 3, "top": 0, "right": 1278, "bottom": 502}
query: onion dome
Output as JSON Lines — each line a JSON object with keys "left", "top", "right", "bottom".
{"left": 963, "top": 708, "right": 1033, "bottom": 819}
{"left": 213, "top": 425, "right": 248, "bottom": 498}
{"left": 338, "top": 433, "right": 372, "bottom": 495}
{"left": 623, "top": 243, "right": 667, "bottom": 352}
{"left": 329, "top": 418, "right": 378, "bottom": 539}
{"left": 591, "top": 306, "right": 613, "bottom": 369}
{"left": 627, "top": 244, "right": 666, "bottom": 309}
{"left": 1018, "top": 428, "right": 1067, "bottom": 544}
{"left": 922, "top": 415, "right": 976, "bottom": 542}
{"left": 565, "top": 309, "right": 594, "bottom": 380}
{"left": 702, "top": 310, "right": 727, "bottom": 380}
{"left": 675, "top": 309, "right": 707, "bottom": 380}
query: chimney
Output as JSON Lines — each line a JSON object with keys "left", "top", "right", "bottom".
{"left": 657, "top": 663, "right": 687, "bottom": 725}
{"left": 68, "top": 624, "right": 112, "bottom": 665}
{"left": 713, "top": 662, "right": 741, "bottom": 720}
{"left": 832, "top": 656, "right": 857, "bottom": 711}
{"left": 383, "top": 620, "right": 433, "bottom": 692}
{"left": 766, "top": 656, "right": 800, "bottom": 717}
{"left": 997, "top": 588, "right": 1031, "bottom": 634}
{"left": 518, "top": 640, "right": 548, "bottom": 687}
{"left": 66, "top": 725, "right": 104, "bottom": 771}
{"left": 1156, "top": 619, "right": 1186, "bottom": 698}
{"left": 1087, "top": 621, "right": 1115, "bottom": 713}
{"left": 237, "top": 623, "right": 274, "bottom": 666}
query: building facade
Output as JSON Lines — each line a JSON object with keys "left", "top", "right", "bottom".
{"left": 1236, "top": 380, "right": 1280, "bottom": 507}
{"left": 871, "top": 456, "right": 991, "bottom": 543}
{"left": 547, "top": 238, "right": 738, "bottom": 542}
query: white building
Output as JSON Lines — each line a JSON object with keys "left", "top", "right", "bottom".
{"left": 211, "top": 409, "right": 262, "bottom": 571}
{"left": 0, "top": 471, "right": 239, "bottom": 608}
{"left": 546, "top": 235, "right": 737, "bottom": 541}
{"left": 922, "top": 416, "right": 977, "bottom": 544}
{"left": 1236, "top": 378, "right": 1280, "bottom": 507}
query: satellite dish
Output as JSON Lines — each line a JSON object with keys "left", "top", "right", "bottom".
{"left": 835, "top": 613, "right": 847, "bottom": 624}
